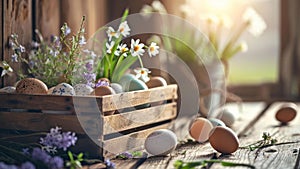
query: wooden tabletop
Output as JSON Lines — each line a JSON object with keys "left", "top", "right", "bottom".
{"left": 87, "top": 102, "right": 300, "bottom": 169}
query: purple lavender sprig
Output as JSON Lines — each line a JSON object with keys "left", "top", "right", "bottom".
{"left": 40, "top": 127, "right": 77, "bottom": 153}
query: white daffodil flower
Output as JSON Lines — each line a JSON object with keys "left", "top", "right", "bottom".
{"left": 106, "top": 41, "right": 115, "bottom": 54}
{"left": 134, "top": 68, "right": 151, "bottom": 83}
{"left": 118, "top": 21, "right": 130, "bottom": 37}
{"left": 242, "top": 7, "right": 267, "bottom": 37}
{"left": 130, "top": 39, "right": 145, "bottom": 57}
{"left": 148, "top": 42, "right": 159, "bottom": 57}
{"left": 1, "top": 61, "right": 13, "bottom": 77}
{"left": 118, "top": 44, "right": 129, "bottom": 57}
{"left": 106, "top": 27, "right": 119, "bottom": 41}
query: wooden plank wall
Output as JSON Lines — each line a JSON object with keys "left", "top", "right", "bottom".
{"left": 1, "top": 0, "right": 106, "bottom": 88}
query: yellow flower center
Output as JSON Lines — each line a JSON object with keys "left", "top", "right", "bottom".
{"left": 150, "top": 46, "right": 155, "bottom": 52}
{"left": 122, "top": 48, "right": 127, "bottom": 52}
{"left": 119, "top": 27, "right": 124, "bottom": 32}
{"left": 134, "top": 45, "right": 140, "bottom": 52}
{"left": 141, "top": 70, "right": 145, "bottom": 74}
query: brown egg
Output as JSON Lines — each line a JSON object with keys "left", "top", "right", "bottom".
{"left": 275, "top": 102, "right": 298, "bottom": 123}
{"left": 92, "top": 86, "right": 116, "bottom": 116}
{"left": 16, "top": 78, "right": 48, "bottom": 94}
{"left": 189, "top": 117, "right": 213, "bottom": 143}
{"left": 209, "top": 126, "right": 239, "bottom": 154}
{"left": 98, "top": 77, "right": 110, "bottom": 84}
{"left": 146, "top": 76, "right": 167, "bottom": 88}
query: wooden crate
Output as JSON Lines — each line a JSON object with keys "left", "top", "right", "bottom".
{"left": 0, "top": 84, "right": 178, "bottom": 159}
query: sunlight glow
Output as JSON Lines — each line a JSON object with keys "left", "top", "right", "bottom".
{"left": 207, "top": 0, "right": 230, "bottom": 10}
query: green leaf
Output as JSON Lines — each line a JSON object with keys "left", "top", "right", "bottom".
{"left": 121, "top": 8, "right": 129, "bottom": 23}
{"left": 111, "top": 55, "right": 138, "bottom": 83}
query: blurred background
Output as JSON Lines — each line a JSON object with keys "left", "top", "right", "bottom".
{"left": 1, "top": 0, "right": 299, "bottom": 101}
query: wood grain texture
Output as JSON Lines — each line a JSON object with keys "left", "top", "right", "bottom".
{"left": 0, "top": 0, "right": 3, "bottom": 88}
{"left": 103, "top": 102, "right": 177, "bottom": 135}
{"left": 34, "top": 0, "right": 60, "bottom": 38}
{"left": 60, "top": 0, "right": 106, "bottom": 39}
{"left": 101, "top": 84, "right": 177, "bottom": 112}
{"left": 3, "top": 0, "right": 32, "bottom": 86}
{"left": 211, "top": 102, "right": 300, "bottom": 169}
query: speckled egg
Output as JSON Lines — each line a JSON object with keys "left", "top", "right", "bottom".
{"left": 110, "top": 83, "right": 123, "bottom": 94}
{"left": 52, "top": 83, "right": 75, "bottom": 96}
{"left": 16, "top": 78, "right": 48, "bottom": 94}
{"left": 47, "top": 87, "right": 55, "bottom": 94}
{"left": 0, "top": 86, "right": 16, "bottom": 93}
{"left": 209, "top": 126, "right": 239, "bottom": 154}
{"left": 275, "top": 102, "right": 298, "bottom": 123}
{"left": 144, "top": 129, "right": 177, "bottom": 156}
{"left": 74, "top": 84, "right": 94, "bottom": 96}
{"left": 146, "top": 76, "right": 167, "bottom": 88}
{"left": 189, "top": 117, "right": 214, "bottom": 143}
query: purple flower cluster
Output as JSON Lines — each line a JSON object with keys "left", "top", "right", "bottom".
{"left": 83, "top": 59, "right": 96, "bottom": 88}
{"left": 40, "top": 127, "right": 77, "bottom": 152}
{"left": 0, "top": 161, "right": 36, "bottom": 169}
{"left": 31, "top": 148, "right": 64, "bottom": 169}
{"left": 95, "top": 79, "right": 110, "bottom": 88}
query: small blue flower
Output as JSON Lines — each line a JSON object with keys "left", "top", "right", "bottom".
{"left": 95, "top": 79, "right": 109, "bottom": 88}
{"left": 11, "top": 53, "right": 18, "bottom": 62}
{"left": 79, "top": 36, "right": 86, "bottom": 45}
{"left": 104, "top": 159, "right": 115, "bottom": 169}
{"left": 22, "top": 148, "right": 30, "bottom": 155}
{"left": 31, "top": 147, "right": 51, "bottom": 164}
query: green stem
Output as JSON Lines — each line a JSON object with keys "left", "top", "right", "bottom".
{"left": 137, "top": 55, "right": 144, "bottom": 68}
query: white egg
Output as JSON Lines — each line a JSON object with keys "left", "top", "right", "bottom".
{"left": 0, "top": 86, "right": 16, "bottom": 93}
{"left": 52, "top": 83, "right": 75, "bottom": 96}
{"left": 74, "top": 84, "right": 94, "bottom": 96}
{"left": 110, "top": 83, "right": 123, "bottom": 94}
{"left": 220, "top": 109, "right": 237, "bottom": 127}
{"left": 144, "top": 129, "right": 177, "bottom": 156}
{"left": 47, "top": 87, "right": 55, "bottom": 94}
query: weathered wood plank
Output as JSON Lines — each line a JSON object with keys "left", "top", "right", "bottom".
{"left": 103, "top": 102, "right": 177, "bottom": 135}
{"left": 138, "top": 102, "right": 266, "bottom": 169}
{"left": 0, "top": 111, "right": 102, "bottom": 134}
{"left": 3, "top": 0, "right": 32, "bottom": 86}
{"left": 34, "top": 0, "right": 60, "bottom": 38}
{"left": 103, "top": 123, "right": 172, "bottom": 159}
{"left": 0, "top": 0, "right": 3, "bottom": 88}
{"left": 102, "top": 84, "right": 177, "bottom": 112}
{"left": 211, "top": 102, "right": 300, "bottom": 169}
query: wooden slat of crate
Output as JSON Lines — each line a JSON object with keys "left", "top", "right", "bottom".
{"left": 103, "top": 102, "right": 177, "bottom": 135}
{"left": 101, "top": 84, "right": 178, "bottom": 112}
{"left": 103, "top": 123, "right": 172, "bottom": 158}
{"left": 0, "top": 84, "right": 177, "bottom": 113}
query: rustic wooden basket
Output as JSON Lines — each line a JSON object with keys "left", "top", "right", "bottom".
{"left": 0, "top": 84, "right": 178, "bottom": 159}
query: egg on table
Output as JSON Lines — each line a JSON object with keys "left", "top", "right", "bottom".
{"left": 219, "top": 109, "right": 237, "bottom": 127}
{"left": 74, "top": 84, "right": 94, "bottom": 96}
{"left": 189, "top": 117, "right": 213, "bottom": 143}
{"left": 208, "top": 118, "right": 226, "bottom": 127}
{"left": 144, "top": 129, "right": 177, "bottom": 156}
{"left": 0, "top": 86, "right": 16, "bottom": 93}
{"left": 209, "top": 126, "right": 239, "bottom": 154}
{"left": 275, "top": 102, "right": 298, "bottom": 124}
{"left": 52, "top": 83, "right": 75, "bottom": 96}
{"left": 16, "top": 78, "right": 48, "bottom": 94}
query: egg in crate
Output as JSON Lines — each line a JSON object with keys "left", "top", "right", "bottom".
{"left": 51, "top": 83, "right": 75, "bottom": 96}
{"left": 15, "top": 78, "right": 48, "bottom": 94}
{"left": 0, "top": 86, "right": 16, "bottom": 93}
{"left": 146, "top": 76, "right": 168, "bottom": 106}
{"left": 144, "top": 129, "right": 177, "bottom": 156}
{"left": 74, "top": 84, "right": 94, "bottom": 96}
{"left": 128, "top": 79, "right": 150, "bottom": 109}
{"left": 110, "top": 83, "right": 123, "bottom": 94}
{"left": 209, "top": 126, "right": 239, "bottom": 154}
{"left": 119, "top": 74, "right": 137, "bottom": 92}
